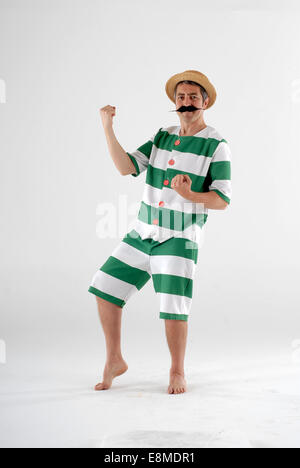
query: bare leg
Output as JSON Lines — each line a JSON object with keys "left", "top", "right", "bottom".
{"left": 164, "top": 319, "right": 188, "bottom": 394}
{"left": 94, "top": 296, "right": 128, "bottom": 391}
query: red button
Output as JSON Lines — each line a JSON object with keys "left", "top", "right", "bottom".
{"left": 159, "top": 201, "right": 164, "bottom": 207}
{"left": 169, "top": 159, "right": 175, "bottom": 165}
{"left": 163, "top": 179, "right": 169, "bottom": 186}
{"left": 153, "top": 219, "right": 159, "bottom": 225}
{"left": 174, "top": 139, "right": 181, "bottom": 146}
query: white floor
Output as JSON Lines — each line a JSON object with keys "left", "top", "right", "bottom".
{"left": 1, "top": 346, "right": 300, "bottom": 448}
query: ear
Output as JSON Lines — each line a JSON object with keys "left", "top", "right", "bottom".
{"left": 203, "top": 97, "right": 209, "bottom": 109}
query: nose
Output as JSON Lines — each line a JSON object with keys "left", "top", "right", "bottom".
{"left": 183, "top": 97, "right": 193, "bottom": 106}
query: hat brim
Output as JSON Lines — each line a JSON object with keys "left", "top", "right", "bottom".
{"left": 165, "top": 70, "right": 217, "bottom": 109}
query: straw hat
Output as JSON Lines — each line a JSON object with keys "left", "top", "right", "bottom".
{"left": 165, "top": 69, "right": 217, "bottom": 109}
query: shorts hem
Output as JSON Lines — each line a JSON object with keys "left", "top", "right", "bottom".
{"left": 160, "top": 312, "right": 188, "bottom": 321}
{"left": 88, "top": 286, "right": 125, "bottom": 307}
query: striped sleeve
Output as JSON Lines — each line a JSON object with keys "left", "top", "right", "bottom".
{"left": 126, "top": 131, "right": 157, "bottom": 177}
{"left": 208, "top": 140, "right": 232, "bottom": 205}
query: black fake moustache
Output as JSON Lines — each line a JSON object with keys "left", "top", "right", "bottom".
{"left": 169, "top": 105, "right": 203, "bottom": 113}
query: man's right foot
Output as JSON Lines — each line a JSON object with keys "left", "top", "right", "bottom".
{"left": 94, "top": 358, "right": 128, "bottom": 391}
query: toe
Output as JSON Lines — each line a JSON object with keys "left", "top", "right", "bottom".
{"left": 95, "top": 382, "right": 108, "bottom": 391}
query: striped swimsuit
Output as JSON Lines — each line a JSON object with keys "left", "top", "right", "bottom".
{"left": 88, "top": 125, "right": 232, "bottom": 321}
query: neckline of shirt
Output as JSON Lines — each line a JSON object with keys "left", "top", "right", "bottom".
{"left": 176, "top": 125, "right": 210, "bottom": 138}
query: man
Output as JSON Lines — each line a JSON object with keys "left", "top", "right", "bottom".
{"left": 88, "top": 70, "right": 232, "bottom": 394}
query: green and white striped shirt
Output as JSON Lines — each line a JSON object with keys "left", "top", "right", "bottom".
{"left": 126, "top": 125, "right": 232, "bottom": 244}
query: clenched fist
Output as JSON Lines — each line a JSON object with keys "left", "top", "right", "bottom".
{"left": 100, "top": 105, "right": 116, "bottom": 129}
{"left": 171, "top": 174, "right": 193, "bottom": 199}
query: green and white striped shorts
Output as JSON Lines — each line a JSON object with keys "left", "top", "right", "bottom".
{"left": 88, "top": 229, "right": 199, "bottom": 321}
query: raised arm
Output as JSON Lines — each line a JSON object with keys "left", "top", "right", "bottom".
{"left": 100, "top": 105, "right": 136, "bottom": 176}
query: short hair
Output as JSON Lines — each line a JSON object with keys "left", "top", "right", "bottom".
{"left": 174, "top": 80, "right": 208, "bottom": 103}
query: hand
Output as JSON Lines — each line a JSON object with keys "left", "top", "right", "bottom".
{"left": 100, "top": 105, "right": 116, "bottom": 129}
{"left": 171, "top": 174, "right": 193, "bottom": 199}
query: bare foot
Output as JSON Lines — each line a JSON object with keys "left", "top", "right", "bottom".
{"left": 95, "top": 358, "right": 128, "bottom": 391}
{"left": 168, "top": 371, "right": 187, "bottom": 394}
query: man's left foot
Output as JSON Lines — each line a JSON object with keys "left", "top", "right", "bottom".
{"left": 168, "top": 371, "right": 187, "bottom": 394}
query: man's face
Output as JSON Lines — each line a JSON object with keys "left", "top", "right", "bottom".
{"left": 175, "top": 83, "right": 208, "bottom": 122}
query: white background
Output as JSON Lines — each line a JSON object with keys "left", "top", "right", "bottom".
{"left": 1, "top": 0, "right": 300, "bottom": 448}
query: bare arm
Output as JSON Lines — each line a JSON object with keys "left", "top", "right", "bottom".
{"left": 100, "top": 105, "right": 136, "bottom": 176}
{"left": 104, "top": 126, "right": 136, "bottom": 175}
{"left": 171, "top": 174, "right": 229, "bottom": 210}
{"left": 186, "top": 189, "right": 228, "bottom": 210}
